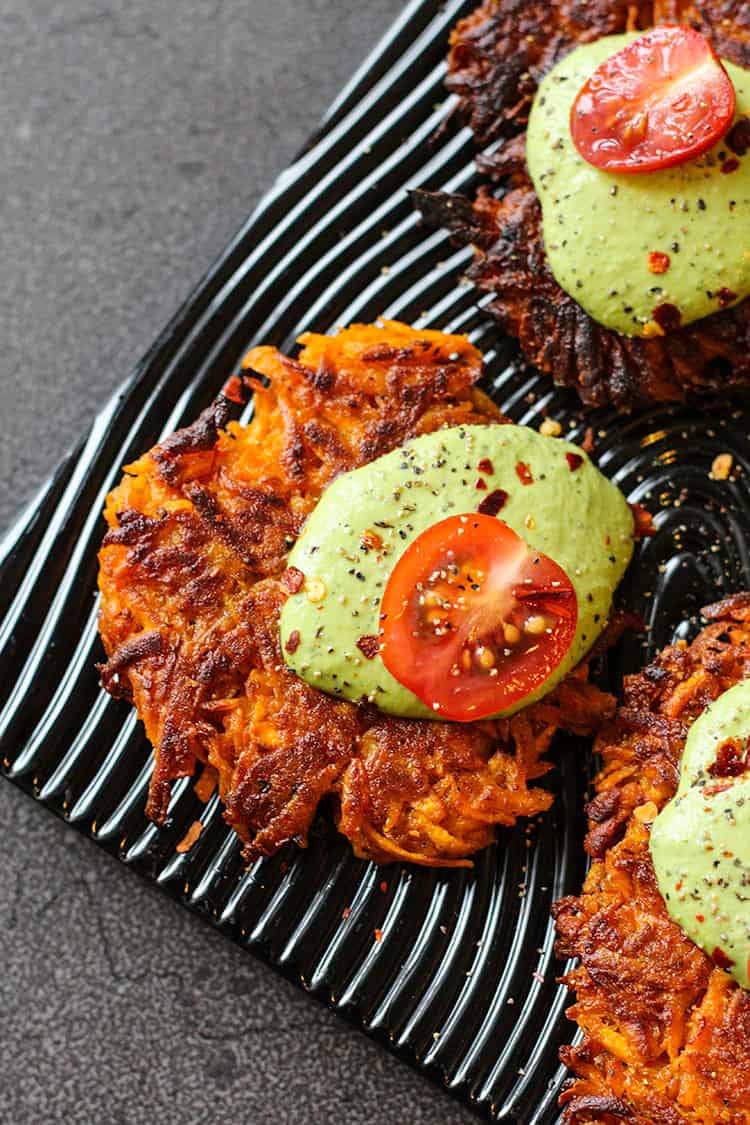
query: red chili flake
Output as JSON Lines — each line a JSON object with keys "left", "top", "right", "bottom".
{"left": 695, "top": 914, "right": 705, "bottom": 923}
{"left": 704, "top": 780, "right": 733, "bottom": 796}
{"left": 280, "top": 566, "right": 305, "bottom": 594}
{"left": 712, "top": 946, "right": 735, "bottom": 970}
{"left": 285, "top": 629, "right": 301, "bottom": 655}
{"left": 379, "top": 880, "right": 388, "bottom": 893}
{"left": 717, "top": 287, "right": 738, "bottom": 308}
{"left": 566, "top": 452, "right": 584, "bottom": 472}
{"left": 647, "top": 251, "right": 670, "bottom": 274}
{"left": 374, "top": 928, "right": 383, "bottom": 943}
{"left": 675, "top": 880, "right": 683, "bottom": 892}
{"left": 629, "top": 502, "right": 656, "bottom": 539}
{"left": 360, "top": 529, "right": 383, "bottom": 551}
{"left": 605, "top": 534, "right": 611, "bottom": 546}
{"left": 708, "top": 736, "right": 749, "bottom": 778}
{"left": 477, "top": 458, "right": 494, "bottom": 475}
{"left": 222, "top": 373, "right": 246, "bottom": 404}
{"left": 341, "top": 907, "right": 352, "bottom": 920}
{"left": 580, "top": 427, "right": 595, "bottom": 454}
{"left": 356, "top": 634, "right": 380, "bottom": 660}
{"left": 721, "top": 157, "right": 740, "bottom": 174}
{"left": 515, "top": 461, "right": 533, "bottom": 485}
{"left": 652, "top": 303, "right": 682, "bottom": 333}
{"left": 475, "top": 477, "right": 488, "bottom": 491}
{"left": 477, "top": 489, "right": 509, "bottom": 516}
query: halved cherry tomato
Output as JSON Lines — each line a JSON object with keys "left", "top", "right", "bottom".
{"left": 570, "top": 25, "right": 736, "bottom": 173}
{"left": 379, "top": 514, "right": 577, "bottom": 722}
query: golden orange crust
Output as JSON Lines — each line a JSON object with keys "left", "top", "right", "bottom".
{"left": 554, "top": 593, "right": 750, "bottom": 1124}
{"left": 98, "top": 321, "right": 612, "bottom": 866}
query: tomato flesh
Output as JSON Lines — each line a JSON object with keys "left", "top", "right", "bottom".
{"left": 570, "top": 25, "right": 736, "bottom": 173}
{"left": 379, "top": 515, "right": 578, "bottom": 722}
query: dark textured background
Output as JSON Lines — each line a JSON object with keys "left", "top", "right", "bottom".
{"left": 0, "top": 3, "right": 477, "bottom": 1122}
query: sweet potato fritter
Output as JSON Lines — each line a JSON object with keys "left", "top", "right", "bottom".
{"left": 554, "top": 593, "right": 750, "bottom": 1124}
{"left": 415, "top": 0, "right": 750, "bottom": 407}
{"left": 97, "top": 321, "right": 613, "bottom": 866}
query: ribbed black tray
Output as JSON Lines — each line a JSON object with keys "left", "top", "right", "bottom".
{"left": 2, "top": 2, "right": 749, "bottom": 1120}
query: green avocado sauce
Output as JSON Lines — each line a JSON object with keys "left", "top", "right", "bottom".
{"left": 526, "top": 34, "right": 750, "bottom": 337}
{"left": 651, "top": 681, "right": 750, "bottom": 990}
{"left": 279, "top": 424, "right": 634, "bottom": 720}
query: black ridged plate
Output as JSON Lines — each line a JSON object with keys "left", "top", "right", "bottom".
{"left": 2, "top": 2, "right": 749, "bottom": 1121}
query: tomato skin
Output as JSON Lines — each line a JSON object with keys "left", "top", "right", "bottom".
{"left": 570, "top": 26, "right": 736, "bottom": 173}
{"left": 379, "top": 515, "right": 578, "bottom": 722}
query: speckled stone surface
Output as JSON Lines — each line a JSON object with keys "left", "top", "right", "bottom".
{"left": 0, "top": 3, "right": 478, "bottom": 1122}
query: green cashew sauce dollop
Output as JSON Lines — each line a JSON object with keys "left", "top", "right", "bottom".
{"left": 651, "top": 681, "right": 750, "bottom": 989}
{"left": 527, "top": 34, "right": 750, "bottom": 337}
{"left": 280, "top": 423, "right": 634, "bottom": 720}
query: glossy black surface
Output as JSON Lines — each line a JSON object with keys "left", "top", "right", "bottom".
{"left": 2, "top": 2, "right": 749, "bottom": 1121}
